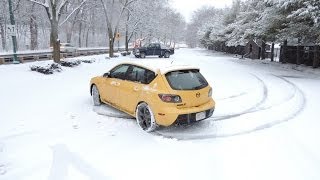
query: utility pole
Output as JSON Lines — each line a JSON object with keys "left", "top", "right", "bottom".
{"left": 8, "top": 0, "right": 19, "bottom": 64}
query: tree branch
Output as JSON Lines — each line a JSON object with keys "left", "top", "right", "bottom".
{"left": 57, "top": 0, "right": 69, "bottom": 20}
{"left": 28, "top": 0, "right": 49, "bottom": 8}
{"left": 59, "top": 0, "right": 87, "bottom": 26}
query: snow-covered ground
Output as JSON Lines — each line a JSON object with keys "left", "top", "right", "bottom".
{"left": 0, "top": 48, "right": 320, "bottom": 180}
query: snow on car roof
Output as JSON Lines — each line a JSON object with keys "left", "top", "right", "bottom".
{"left": 120, "top": 60, "right": 199, "bottom": 74}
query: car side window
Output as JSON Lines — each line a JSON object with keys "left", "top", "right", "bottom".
{"left": 109, "top": 65, "right": 129, "bottom": 80}
{"left": 126, "top": 66, "right": 156, "bottom": 84}
{"left": 144, "top": 69, "right": 156, "bottom": 84}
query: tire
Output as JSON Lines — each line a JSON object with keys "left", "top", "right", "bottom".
{"left": 91, "top": 85, "right": 101, "bottom": 106}
{"left": 140, "top": 52, "right": 146, "bottom": 58}
{"left": 164, "top": 51, "right": 170, "bottom": 58}
{"left": 135, "top": 103, "right": 157, "bottom": 132}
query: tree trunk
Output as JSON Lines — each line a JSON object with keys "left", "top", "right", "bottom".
{"left": 30, "top": 4, "right": 38, "bottom": 50}
{"left": 52, "top": 22, "right": 60, "bottom": 63}
{"left": 51, "top": 4, "right": 60, "bottom": 63}
{"left": 0, "top": 24, "right": 6, "bottom": 51}
{"left": 85, "top": 28, "right": 89, "bottom": 47}
{"left": 313, "top": 46, "right": 319, "bottom": 68}
{"left": 125, "top": 11, "right": 129, "bottom": 52}
{"left": 78, "top": 22, "right": 82, "bottom": 47}
{"left": 125, "top": 25, "right": 128, "bottom": 52}
{"left": 261, "top": 40, "right": 266, "bottom": 60}
{"left": 271, "top": 43, "right": 274, "bottom": 62}
{"left": 67, "top": 28, "right": 72, "bottom": 43}
{"left": 296, "top": 45, "right": 301, "bottom": 65}
{"left": 280, "top": 40, "right": 287, "bottom": 63}
{"left": 107, "top": 27, "right": 114, "bottom": 57}
{"left": 108, "top": 29, "right": 115, "bottom": 57}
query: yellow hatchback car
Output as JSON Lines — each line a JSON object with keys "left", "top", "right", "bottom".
{"left": 90, "top": 62, "right": 215, "bottom": 132}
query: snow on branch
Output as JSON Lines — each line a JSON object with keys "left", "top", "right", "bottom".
{"left": 59, "top": 0, "right": 87, "bottom": 26}
{"left": 57, "top": 0, "right": 69, "bottom": 20}
{"left": 28, "top": 0, "right": 49, "bottom": 8}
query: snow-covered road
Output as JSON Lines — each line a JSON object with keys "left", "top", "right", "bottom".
{"left": 0, "top": 49, "right": 320, "bottom": 180}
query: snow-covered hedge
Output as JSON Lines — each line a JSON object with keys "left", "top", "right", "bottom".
{"left": 120, "top": 51, "right": 131, "bottom": 56}
{"left": 80, "top": 59, "right": 95, "bottom": 63}
{"left": 30, "top": 63, "right": 62, "bottom": 74}
{"left": 30, "top": 59, "right": 96, "bottom": 75}
{"left": 60, "top": 60, "right": 81, "bottom": 67}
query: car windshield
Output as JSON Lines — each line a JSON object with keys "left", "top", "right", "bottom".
{"left": 142, "top": 44, "right": 149, "bottom": 48}
{"left": 165, "top": 69, "right": 208, "bottom": 90}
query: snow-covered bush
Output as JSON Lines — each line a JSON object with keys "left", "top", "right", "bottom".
{"left": 120, "top": 51, "right": 131, "bottom": 56}
{"left": 60, "top": 60, "right": 81, "bottom": 67}
{"left": 81, "top": 59, "right": 95, "bottom": 63}
{"left": 30, "top": 63, "right": 62, "bottom": 75}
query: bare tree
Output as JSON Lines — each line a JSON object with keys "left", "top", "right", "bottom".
{"left": 27, "top": 0, "right": 86, "bottom": 63}
{"left": 100, "top": 0, "right": 136, "bottom": 57}
{"left": 29, "top": 3, "right": 38, "bottom": 50}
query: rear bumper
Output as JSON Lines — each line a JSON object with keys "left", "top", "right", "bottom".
{"left": 174, "top": 108, "right": 214, "bottom": 125}
{"left": 153, "top": 99, "right": 215, "bottom": 126}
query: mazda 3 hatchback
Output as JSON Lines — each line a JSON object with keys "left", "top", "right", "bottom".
{"left": 90, "top": 62, "right": 215, "bottom": 132}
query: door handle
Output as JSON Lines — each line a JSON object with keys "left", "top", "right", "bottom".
{"left": 133, "top": 86, "right": 139, "bottom": 91}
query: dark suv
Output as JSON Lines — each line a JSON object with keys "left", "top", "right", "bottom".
{"left": 133, "top": 43, "right": 174, "bottom": 58}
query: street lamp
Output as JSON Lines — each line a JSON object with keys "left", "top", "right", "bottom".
{"left": 7, "top": 0, "right": 19, "bottom": 64}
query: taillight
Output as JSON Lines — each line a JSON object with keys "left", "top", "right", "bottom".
{"left": 158, "top": 94, "right": 182, "bottom": 103}
{"left": 208, "top": 88, "right": 212, "bottom": 97}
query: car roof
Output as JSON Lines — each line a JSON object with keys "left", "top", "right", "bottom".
{"left": 119, "top": 60, "right": 199, "bottom": 75}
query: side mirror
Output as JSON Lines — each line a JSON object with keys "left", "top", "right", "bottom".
{"left": 103, "top": 72, "right": 110, "bottom": 77}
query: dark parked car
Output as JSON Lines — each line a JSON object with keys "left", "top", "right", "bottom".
{"left": 133, "top": 43, "right": 174, "bottom": 58}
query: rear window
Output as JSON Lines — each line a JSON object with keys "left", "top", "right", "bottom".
{"left": 165, "top": 69, "right": 208, "bottom": 90}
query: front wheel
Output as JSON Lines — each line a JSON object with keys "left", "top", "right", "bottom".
{"left": 136, "top": 103, "right": 157, "bottom": 132}
{"left": 164, "top": 51, "right": 170, "bottom": 58}
{"left": 91, "top": 85, "right": 101, "bottom": 106}
{"left": 140, "top": 52, "right": 146, "bottom": 58}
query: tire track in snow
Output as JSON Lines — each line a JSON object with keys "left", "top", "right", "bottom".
{"left": 93, "top": 104, "right": 133, "bottom": 119}
{"left": 154, "top": 75, "right": 306, "bottom": 140}
{"left": 209, "top": 74, "right": 268, "bottom": 121}
{"left": 210, "top": 74, "right": 298, "bottom": 121}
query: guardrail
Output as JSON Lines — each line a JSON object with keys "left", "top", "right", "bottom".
{"left": 0, "top": 47, "right": 129, "bottom": 65}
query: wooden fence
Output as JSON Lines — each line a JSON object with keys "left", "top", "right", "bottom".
{"left": 280, "top": 42, "right": 319, "bottom": 68}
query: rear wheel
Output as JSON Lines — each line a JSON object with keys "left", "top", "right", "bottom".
{"left": 164, "top": 51, "right": 170, "bottom": 58}
{"left": 91, "top": 85, "right": 101, "bottom": 106}
{"left": 136, "top": 103, "right": 157, "bottom": 132}
{"left": 140, "top": 52, "right": 146, "bottom": 58}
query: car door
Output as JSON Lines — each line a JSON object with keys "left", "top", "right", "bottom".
{"left": 154, "top": 44, "right": 161, "bottom": 55}
{"left": 147, "top": 44, "right": 155, "bottom": 55}
{"left": 100, "top": 64, "right": 130, "bottom": 106}
{"left": 119, "top": 66, "right": 155, "bottom": 114}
